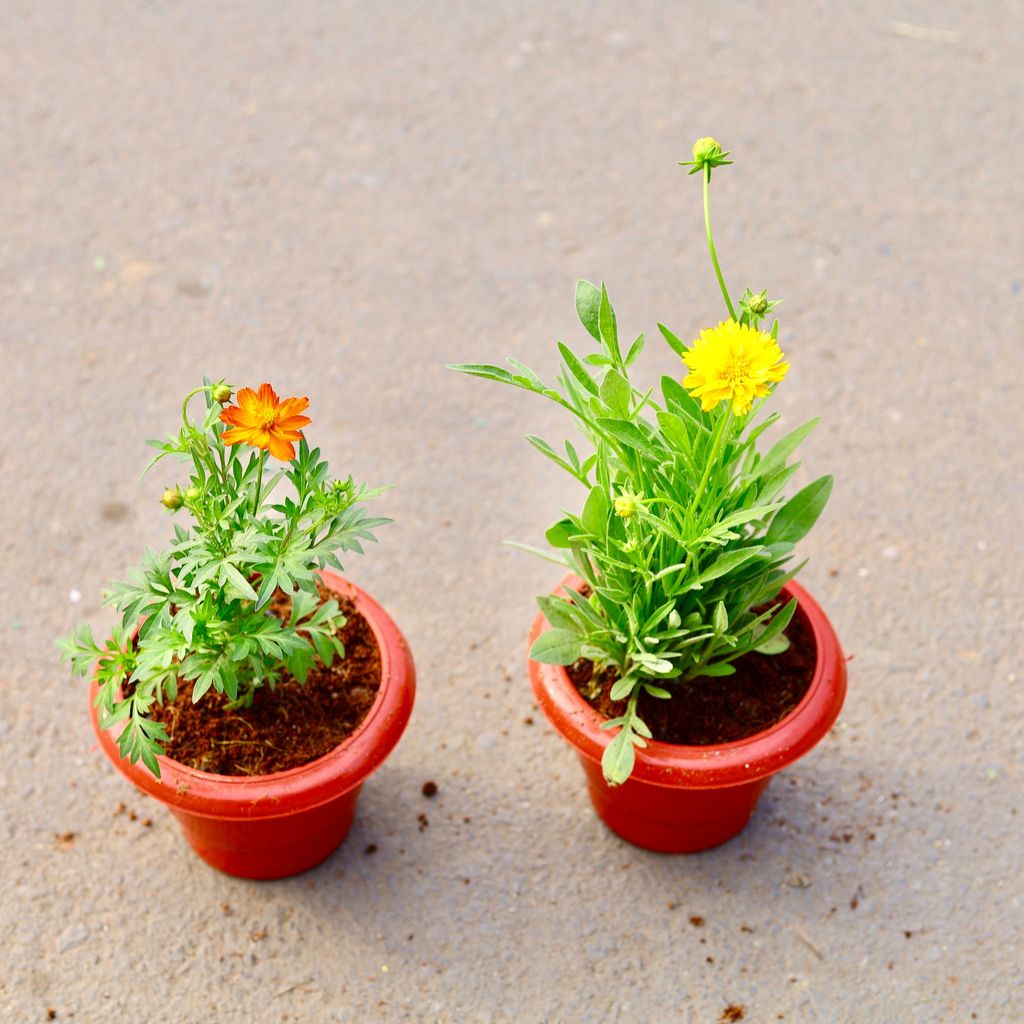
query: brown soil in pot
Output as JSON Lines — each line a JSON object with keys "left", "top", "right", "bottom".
{"left": 146, "top": 583, "right": 381, "bottom": 775}
{"left": 567, "top": 602, "right": 815, "bottom": 746}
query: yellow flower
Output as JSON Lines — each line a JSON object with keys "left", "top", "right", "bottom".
{"left": 682, "top": 320, "right": 789, "bottom": 415}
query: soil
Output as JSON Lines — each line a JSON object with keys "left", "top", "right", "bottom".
{"left": 146, "top": 582, "right": 381, "bottom": 775}
{"left": 567, "top": 602, "right": 815, "bottom": 746}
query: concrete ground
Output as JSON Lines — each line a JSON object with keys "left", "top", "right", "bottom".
{"left": 2, "top": 2, "right": 1021, "bottom": 1021}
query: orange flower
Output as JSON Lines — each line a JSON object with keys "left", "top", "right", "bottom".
{"left": 219, "top": 383, "right": 311, "bottom": 461}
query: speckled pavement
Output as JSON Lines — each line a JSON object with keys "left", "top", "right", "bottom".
{"left": 2, "top": 3, "right": 1022, "bottom": 1022}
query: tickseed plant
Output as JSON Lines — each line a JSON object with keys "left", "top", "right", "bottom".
{"left": 58, "top": 380, "right": 388, "bottom": 777}
{"left": 451, "top": 138, "right": 832, "bottom": 785}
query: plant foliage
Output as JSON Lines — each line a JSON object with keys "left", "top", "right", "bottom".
{"left": 451, "top": 140, "right": 831, "bottom": 785}
{"left": 58, "top": 380, "right": 388, "bottom": 777}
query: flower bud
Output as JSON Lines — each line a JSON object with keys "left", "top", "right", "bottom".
{"left": 161, "top": 488, "right": 183, "bottom": 511}
{"left": 184, "top": 485, "right": 201, "bottom": 502}
{"left": 692, "top": 137, "right": 722, "bottom": 164}
{"left": 211, "top": 381, "right": 233, "bottom": 404}
{"left": 614, "top": 493, "right": 640, "bottom": 519}
{"left": 749, "top": 293, "right": 769, "bottom": 316}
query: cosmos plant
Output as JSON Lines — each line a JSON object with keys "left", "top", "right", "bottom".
{"left": 58, "top": 380, "right": 388, "bottom": 777}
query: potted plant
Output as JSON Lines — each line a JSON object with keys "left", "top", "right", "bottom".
{"left": 59, "top": 380, "right": 415, "bottom": 878}
{"left": 451, "top": 138, "right": 846, "bottom": 852}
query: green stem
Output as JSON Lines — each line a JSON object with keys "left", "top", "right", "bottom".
{"left": 703, "top": 165, "right": 736, "bottom": 321}
{"left": 692, "top": 407, "right": 733, "bottom": 509}
{"left": 251, "top": 451, "right": 267, "bottom": 516}
{"left": 180, "top": 386, "right": 207, "bottom": 429}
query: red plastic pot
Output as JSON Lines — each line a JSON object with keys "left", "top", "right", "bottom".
{"left": 89, "top": 570, "right": 415, "bottom": 879}
{"left": 529, "top": 575, "right": 846, "bottom": 853}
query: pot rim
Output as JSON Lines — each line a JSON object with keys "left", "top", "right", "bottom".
{"left": 529, "top": 574, "right": 846, "bottom": 789}
{"left": 88, "top": 569, "right": 416, "bottom": 819}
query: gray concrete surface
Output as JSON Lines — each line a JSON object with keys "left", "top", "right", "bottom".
{"left": 2, "top": 2, "right": 1022, "bottom": 1021}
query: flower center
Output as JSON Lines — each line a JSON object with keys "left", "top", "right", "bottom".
{"left": 721, "top": 354, "right": 753, "bottom": 384}
{"left": 257, "top": 410, "right": 279, "bottom": 431}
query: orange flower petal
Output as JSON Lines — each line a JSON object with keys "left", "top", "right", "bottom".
{"left": 219, "top": 406, "right": 250, "bottom": 428}
{"left": 257, "top": 382, "right": 280, "bottom": 406}
{"left": 278, "top": 396, "right": 310, "bottom": 418}
{"left": 235, "top": 387, "right": 260, "bottom": 414}
{"left": 221, "top": 426, "right": 255, "bottom": 446}
{"left": 267, "top": 433, "right": 296, "bottom": 461}
{"left": 275, "top": 415, "right": 311, "bottom": 431}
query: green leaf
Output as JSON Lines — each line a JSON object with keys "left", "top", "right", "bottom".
{"left": 595, "top": 417, "right": 659, "bottom": 457}
{"left": 598, "top": 369, "right": 631, "bottom": 417}
{"left": 624, "top": 333, "right": 645, "bottom": 367}
{"left": 656, "top": 411, "right": 693, "bottom": 457}
{"left": 661, "top": 375, "right": 710, "bottom": 432}
{"left": 751, "top": 596, "right": 797, "bottom": 653}
{"left": 536, "top": 595, "right": 579, "bottom": 631}
{"left": 529, "top": 629, "right": 584, "bottom": 666}
{"left": 755, "top": 634, "right": 790, "bottom": 655}
{"left": 598, "top": 284, "right": 619, "bottom": 361}
{"left": 447, "top": 363, "right": 520, "bottom": 386}
{"left": 755, "top": 417, "right": 819, "bottom": 478}
{"left": 767, "top": 476, "right": 833, "bottom": 545}
{"left": 656, "top": 322, "right": 687, "bottom": 357}
{"left": 580, "top": 485, "right": 609, "bottom": 538}
{"left": 526, "top": 435, "right": 576, "bottom": 476}
{"left": 221, "top": 562, "right": 258, "bottom": 601}
{"left": 609, "top": 675, "right": 635, "bottom": 701}
{"left": 602, "top": 728, "right": 636, "bottom": 786}
{"left": 712, "top": 601, "right": 729, "bottom": 634}
{"left": 685, "top": 547, "right": 765, "bottom": 590}
{"left": 575, "top": 280, "right": 601, "bottom": 341}
{"left": 545, "top": 517, "right": 576, "bottom": 548}
{"left": 558, "top": 342, "right": 599, "bottom": 396}
{"left": 642, "top": 684, "right": 671, "bottom": 699}
{"left": 698, "top": 662, "right": 736, "bottom": 678}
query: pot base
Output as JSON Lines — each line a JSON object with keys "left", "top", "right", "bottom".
{"left": 168, "top": 787, "right": 362, "bottom": 879}
{"left": 580, "top": 754, "right": 770, "bottom": 852}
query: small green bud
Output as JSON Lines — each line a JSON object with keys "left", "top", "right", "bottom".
{"left": 184, "top": 485, "right": 201, "bottom": 502}
{"left": 161, "top": 488, "right": 183, "bottom": 511}
{"left": 749, "top": 293, "right": 769, "bottom": 316}
{"left": 680, "top": 137, "right": 732, "bottom": 176}
{"left": 692, "top": 137, "right": 722, "bottom": 164}
{"left": 614, "top": 493, "right": 641, "bottom": 519}
{"left": 211, "top": 381, "right": 233, "bottom": 404}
